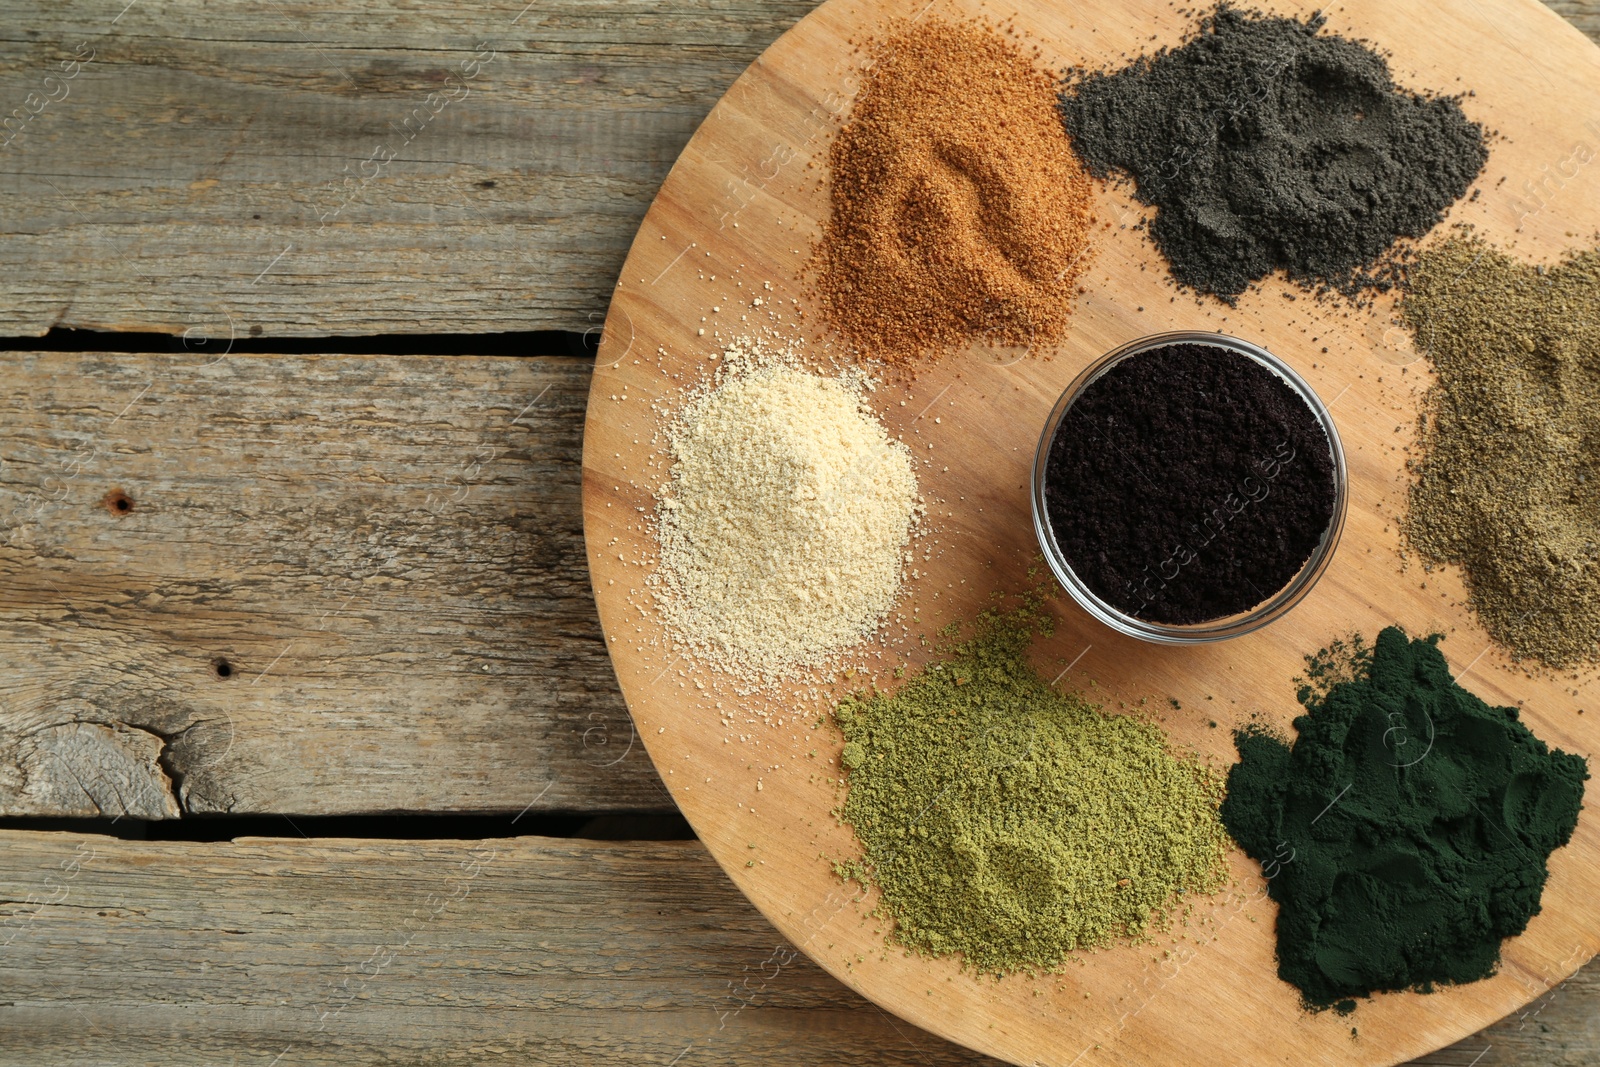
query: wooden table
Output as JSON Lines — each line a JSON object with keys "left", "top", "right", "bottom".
{"left": 1, "top": 3, "right": 1597, "bottom": 1064}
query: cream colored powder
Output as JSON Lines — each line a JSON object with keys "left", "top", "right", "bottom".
{"left": 653, "top": 352, "right": 919, "bottom": 680}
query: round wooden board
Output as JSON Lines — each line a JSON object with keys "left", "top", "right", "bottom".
{"left": 581, "top": 1, "right": 1600, "bottom": 1063}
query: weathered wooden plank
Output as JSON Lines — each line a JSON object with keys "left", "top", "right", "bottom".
{"left": 1547, "top": 0, "right": 1600, "bottom": 38}
{"left": 0, "top": 0, "right": 819, "bottom": 338}
{"left": 0, "top": 1, "right": 1592, "bottom": 338}
{"left": 0, "top": 830, "right": 1586, "bottom": 1066}
{"left": 0, "top": 831, "right": 1000, "bottom": 1065}
{"left": 0, "top": 354, "right": 669, "bottom": 817}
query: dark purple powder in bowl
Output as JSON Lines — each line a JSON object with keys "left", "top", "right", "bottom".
{"left": 1043, "top": 341, "right": 1335, "bottom": 624}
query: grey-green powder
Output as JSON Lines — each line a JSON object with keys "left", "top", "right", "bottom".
{"left": 1403, "top": 232, "right": 1600, "bottom": 667}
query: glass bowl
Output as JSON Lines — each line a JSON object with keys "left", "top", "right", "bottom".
{"left": 1030, "top": 330, "right": 1348, "bottom": 644}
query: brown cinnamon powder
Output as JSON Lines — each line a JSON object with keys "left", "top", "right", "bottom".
{"left": 813, "top": 19, "right": 1096, "bottom": 365}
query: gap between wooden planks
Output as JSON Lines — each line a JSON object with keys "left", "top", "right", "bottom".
{"left": 0, "top": 829, "right": 1587, "bottom": 1067}
{"left": 0, "top": 354, "right": 668, "bottom": 818}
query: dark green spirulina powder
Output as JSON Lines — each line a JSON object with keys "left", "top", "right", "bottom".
{"left": 833, "top": 594, "right": 1231, "bottom": 975}
{"left": 1221, "top": 627, "right": 1588, "bottom": 1013}
{"left": 1058, "top": 4, "right": 1488, "bottom": 301}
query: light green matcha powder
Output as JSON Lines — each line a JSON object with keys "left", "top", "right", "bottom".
{"left": 833, "top": 594, "right": 1231, "bottom": 975}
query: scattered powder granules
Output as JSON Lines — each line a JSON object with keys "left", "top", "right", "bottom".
{"left": 1222, "top": 627, "right": 1587, "bottom": 1013}
{"left": 651, "top": 344, "right": 920, "bottom": 681}
{"left": 833, "top": 594, "right": 1231, "bottom": 975}
{"left": 814, "top": 18, "right": 1096, "bottom": 364}
{"left": 1058, "top": 4, "right": 1487, "bottom": 302}
{"left": 1402, "top": 233, "right": 1600, "bottom": 667}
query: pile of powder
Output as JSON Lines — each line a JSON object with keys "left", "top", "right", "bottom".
{"left": 813, "top": 18, "right": 1096, "bottom": 364}
{"left": 1221, "top": 627, "right": 1588, "bottom": 1013}
{"left": 1058, "top": 4, "right": 1487, "bottom": 302}
{"left": 833, "top": 594, "right": 1231, "bottom": 974}
{"left": 652, "top": 346, "right": 920, "bottom": 681}
{"left": 1043, "top": 341, "right": 1336, "bottom": 623}
{"left": 1402, "top": 233, "right": 1600, "bottom": 667}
